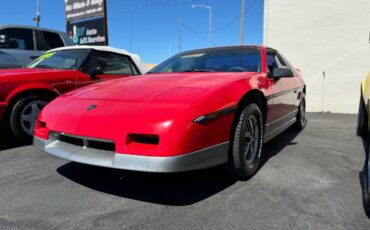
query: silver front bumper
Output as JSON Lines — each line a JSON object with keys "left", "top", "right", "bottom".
{"left": 34, "top": 135, "right": 229, "bottom": 173}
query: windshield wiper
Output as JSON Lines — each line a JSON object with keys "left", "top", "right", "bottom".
{"left": 34, "top": 65, "right": 55, "bottom": 69}
{"left": 182, "top": 69, "right": 215, "bottom": 72}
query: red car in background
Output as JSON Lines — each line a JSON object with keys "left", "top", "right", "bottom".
{"left": 34, "top": 46, "right": 306, "bottom": 178}
{"left": 0, "top": 46, "right": 147, "bottom": 142}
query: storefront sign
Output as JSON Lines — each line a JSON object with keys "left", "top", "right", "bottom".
{"left": 66, "top": 17, "right": 107, "bottom": 45}
{"left": 65, "top": 0, "right": 108, "bottom": 45}
{"left": 65, "top": 0, "right": 106, "bottom": 22}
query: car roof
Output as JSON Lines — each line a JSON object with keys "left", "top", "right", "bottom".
{"left": 176, "top": 45, "right": 268, "bottom": 55}
{"left": 0, "top": 24, "right": 67, "bottom": 34}
{"left": 48, "top": 45, "right": 133, "bottom": 57}
{"left": 47, "top": 45, "right": 149, "bottom": 74}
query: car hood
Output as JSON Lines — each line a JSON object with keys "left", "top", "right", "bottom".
{"left": 64, "top": 72, "right": 259, "bottom": 103}
{"left": 0, "top": 68, "right": 76, "bottom": 81}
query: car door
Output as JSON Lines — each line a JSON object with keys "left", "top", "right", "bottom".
{"left": 0, "top": 28, "right": 43, "bottom": 68}
{"left": 266, "top": 50, "right": 297, "bottom": 131}
{"left": 77, "top": 50, "right": 140, "bottom": 88}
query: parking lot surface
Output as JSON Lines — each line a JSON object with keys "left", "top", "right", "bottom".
{"left": 0, "top": 113, "right": 369, "bottom": 230}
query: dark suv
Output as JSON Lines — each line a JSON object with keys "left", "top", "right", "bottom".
{"left": 0, "top": 25, "right": 73, "bottom": 69}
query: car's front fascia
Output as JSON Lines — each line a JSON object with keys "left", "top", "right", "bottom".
{"left": 33, "top": 95, "right": 234, "bottom": 172}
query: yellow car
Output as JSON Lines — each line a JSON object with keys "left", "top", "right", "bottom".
{"left": 357, "top": 71, "right": 370, "bottom": 213}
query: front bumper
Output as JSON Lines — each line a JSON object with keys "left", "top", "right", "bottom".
{"left": 34, "top": 135, "right": 229, "bottom": 173}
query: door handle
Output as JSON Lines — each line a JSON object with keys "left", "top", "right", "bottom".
{"left": 30, "top": 55, "right": 39, "bottom": 60}
{"left": 65, "top": 80, "right": 73, "bottom": 83}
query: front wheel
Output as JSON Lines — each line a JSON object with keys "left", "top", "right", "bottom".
{"left": 230, "top": 103, "right": 263, "bottom": 178}
{"left": 7, "top": 94, "right": 52, "bottom": 142}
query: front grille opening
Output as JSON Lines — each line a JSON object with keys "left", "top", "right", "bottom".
{"left": 88, "top": 140, "right": 115, "bottom": 151}
{"left": 57, "top": 134, "right": 115, "bottom": 151}
{"left": 59, "top": 134, "right": 83, "bottom": 146}
{"left": 128, "top": 134, "right": 159, "bottom": 145}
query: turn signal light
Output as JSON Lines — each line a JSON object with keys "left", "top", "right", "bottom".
{"left": 127, "top": 134, "right": 159, "bottom": 145}
{"left": 34, "top": 120, "right": 48, "bottom": 140}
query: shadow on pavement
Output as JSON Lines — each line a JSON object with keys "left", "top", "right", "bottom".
{"left": 359, "top": 136, "right": 370, "bottom": 218}
{"left": 57, "top": 126, "right": 302, "bottom": 206}
{"left": 258, "top": 125, "right": 301, "bottom": 172}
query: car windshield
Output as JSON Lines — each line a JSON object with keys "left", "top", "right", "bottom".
{"left": 149, "top": 47, "right": 262, "bottom": 73}
{"left": 27, "top": 49, "right": 90, "bottom": 70}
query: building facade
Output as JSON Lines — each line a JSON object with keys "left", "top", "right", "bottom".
{"left": 264, "top": 0, "right": 370, "bottom": 113}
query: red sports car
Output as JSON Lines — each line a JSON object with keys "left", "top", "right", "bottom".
{"left": 0, "top": 46, "right": 147, "bottom": 142}
{"left": 34, "top": 46, "right": 306, "bottom": 177}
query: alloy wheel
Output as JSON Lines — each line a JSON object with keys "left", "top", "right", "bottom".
{"left": 20, "top": 100, "right": 47, "bottom": 136}
{"left": 242, "top": 115, "right": 260, "bottom": 165}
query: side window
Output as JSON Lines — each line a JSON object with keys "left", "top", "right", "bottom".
{"left": 266, "top": 51, "right": 287, "bottom": 73}
{"left": 85, "top": 51, "right": 139, "bottom": 76}
{"left": 0, "top": 28, "right": 35, "bottom": 50}
{"left": 42, "top": 31, "right": 64, "bottom": 50}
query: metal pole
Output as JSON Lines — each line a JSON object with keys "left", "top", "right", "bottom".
{"left": 179, "top": 18, "right": 182, "bottom": 52}
{"left": 209, "top": 6, "right": 212, "bottom": 47}
{"left": 130, "top": 11, "right": 132, "bottom": 52}
{"left": 322, "top": 71, "right": 326, "bottom": 112}
{"left": 104, "top": 0, "right": 109, "bottom": 45}
{"left": 35, "top": 0, "right": 40, "bottom": 27}
{"left": 240, "top": 0, "right": 245, "bottom": 44}
{"left": 263, "top": 0, "right": 269, "bottom": 45}
{"left": 192, "top": 4, "right": 212, "bottom": 47}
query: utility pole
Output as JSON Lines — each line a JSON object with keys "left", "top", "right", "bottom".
{"left": 263, "top": 0, "right": 269, "bottom": 45}
{"left": 129, "top": 11, "right": 133, "bottom": 52}
{"left": 33, "top": 0, "right": 41, "bottom": 27}
{"left": 179, "top": 18, "right": 183, "bottom": 52}
{"left": 240, "top": 0, "right": 245, "bottom": 44}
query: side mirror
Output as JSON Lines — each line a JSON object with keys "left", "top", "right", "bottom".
{"left": 0, "top": 34, "right": 9, "bottom": 47}
{"left": 90, "top": 67, "right": 103, "bottom": 79}
{"left": 272, "top": 67, "right": 294, "bottom": 78}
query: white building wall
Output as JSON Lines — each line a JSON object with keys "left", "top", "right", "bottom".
{"left": 265, "top": 0, "right": 370, "bottom": 113}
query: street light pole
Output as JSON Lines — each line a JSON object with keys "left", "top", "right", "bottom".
{"left": 263, "top": 0, "right": 269, "bottom": 45}
{"left": 240, "top": 0, "right": 245, "bottom": 44}
{"left": 179, "top": 18, "right": 183, "bottom": 52}
{"left": 34, "top": 0, "right": 41, "bottom": 27}
{"left": 192, "top": 4, "right": 212, "bottom": 47}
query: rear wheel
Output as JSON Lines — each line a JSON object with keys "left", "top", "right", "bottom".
{"left": 6, "top": 94, "right": 52, "bottom": 142}
{"left": 230, "top": 103, "right": 263, "bottom": 178}
{"left": 357, "top": 95, "right": 368, "bottom": 137}
{"left": 295, "top": 94, "right": 307, "bottom": 130}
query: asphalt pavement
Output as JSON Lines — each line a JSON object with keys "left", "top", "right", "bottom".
{"left": 0, "top": 113, "right": 369, "bottom": 230}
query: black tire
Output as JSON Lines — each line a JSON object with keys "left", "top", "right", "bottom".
{"left": 295, "top": 94, "right": 307, "bottom": 130}
{"left": 357, "top": 95, "right": 368, "bottom": 137}
{"left": 5, "top": 94, "right": 52, "bottom": 142}
{"left": 230, "top": 103, "right": 263, "bottom": 178}
{"left": 363, "top": 152, "right": 370, "bottom": 214}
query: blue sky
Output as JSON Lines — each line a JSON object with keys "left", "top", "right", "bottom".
{"left": 0, "top": 0, "right": 264, "bottom": 63}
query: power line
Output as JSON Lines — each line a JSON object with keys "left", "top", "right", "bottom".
{"left": 182, "top": 22, "right": 218, "bottom": 46}
{"left": 186, "top": 0, "right": 259, "bottom": 35}
{"left": 112, "top": 0, "right": 198, "bottom": 8}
